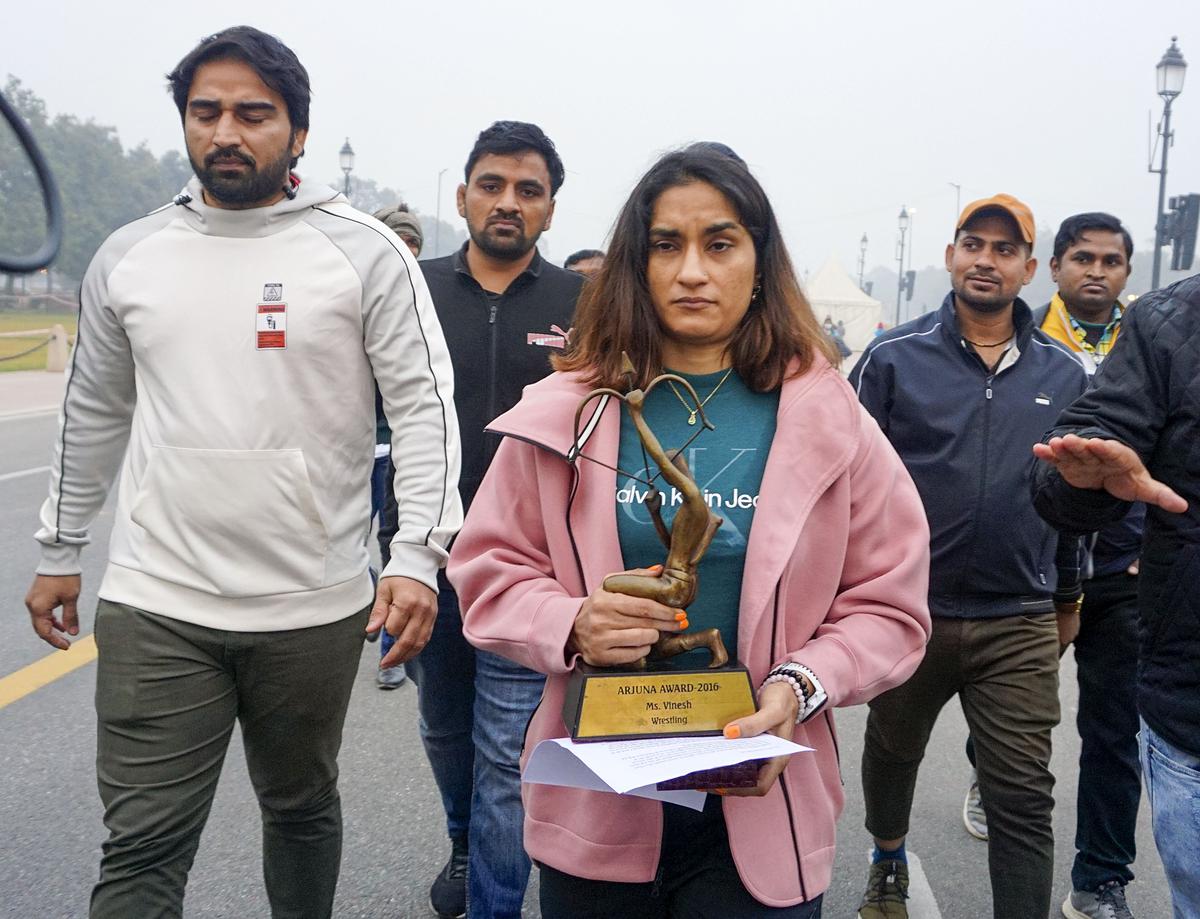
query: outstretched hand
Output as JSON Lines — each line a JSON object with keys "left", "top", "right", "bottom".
{"left": 1034, "top": 434, "right": 1187, "bottom": 513}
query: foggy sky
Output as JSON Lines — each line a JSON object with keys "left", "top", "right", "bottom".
{"left": 6, "top": 0, "right": 1199, "bottom": 284}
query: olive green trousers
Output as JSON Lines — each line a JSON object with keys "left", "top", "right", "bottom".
{"left": 90, "top": 599, "right": 369, "bottom": 919}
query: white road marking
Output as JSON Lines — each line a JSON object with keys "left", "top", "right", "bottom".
{"left": 906, "top": 852, "right": 943, "bottom": 918}
{"left": 0, "top": 407, "right": 58, "bottom": 421}
{"left": 0, "top": 465, "right": 50, "bottom": 483}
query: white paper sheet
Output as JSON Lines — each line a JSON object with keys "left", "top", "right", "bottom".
{"left": 523, "top": 737, "right": 709, "bottom": 810}
{"left": 524, "top": 734, "right": 813, "bottom": 811}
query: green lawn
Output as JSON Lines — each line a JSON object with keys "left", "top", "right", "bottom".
{"left": 0, "top": 312, "right": 78, "bottom": 372}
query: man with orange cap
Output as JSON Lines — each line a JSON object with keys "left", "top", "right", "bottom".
{"left": 848, "top": 195, "right": 1087, "bottom": 919}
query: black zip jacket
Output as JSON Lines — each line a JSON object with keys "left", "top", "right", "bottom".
{"left": 1031, "top": 302, "right": 1146, "bottom": 577}
{"left": 850, "top": 294, "right": 1086, "bottom": 618}
{"left": 423, "top": 244, "right": 584, "bottom": 512}
{"left": 1033, "top": 273, "right": 1200, "bottom": 756}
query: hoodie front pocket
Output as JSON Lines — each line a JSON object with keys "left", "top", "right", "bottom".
{"left": 130, "top": 445, "right": 330, "bottom": 598}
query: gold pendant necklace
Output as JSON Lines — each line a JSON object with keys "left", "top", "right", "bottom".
{"left": 668, "top": 367, "right": 735, "bottom": 425}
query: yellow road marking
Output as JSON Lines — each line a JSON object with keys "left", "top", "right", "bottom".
{"left": 0, "top": 635, "right": 97, "bottom": 710}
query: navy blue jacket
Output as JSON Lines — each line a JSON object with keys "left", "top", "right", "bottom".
{"left": 1033, "top": 274, "right": 1200, "bottom": 756}
{"left": 849, "top": 294, "right": 1086, "bottom": 618}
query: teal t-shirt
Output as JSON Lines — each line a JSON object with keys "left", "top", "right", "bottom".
{"left": 615, "top": 368, "right": 779, "bottom": 666}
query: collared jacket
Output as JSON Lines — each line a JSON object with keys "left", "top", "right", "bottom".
{"left": 447, "top": 357, "right": 931, "bottom": 907}
{"left": 849, "top": 294, "right": 1087, "bottom": 618}
{"left": 1033, "top": 273, "right": 1200, "bottom": 756}
{"left": 421, "top": 243, "right": 583, "bottom": 511}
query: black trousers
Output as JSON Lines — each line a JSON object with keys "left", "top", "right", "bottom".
{"left": 538, "top": 796, "right": 823, "bottom": 918}
{"left": 1070, "top": 571, "right": 1142, "bottom": 891}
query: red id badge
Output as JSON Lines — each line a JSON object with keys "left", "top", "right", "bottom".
{"left": 256, "top": 303, "right": 287, "bottom": 349}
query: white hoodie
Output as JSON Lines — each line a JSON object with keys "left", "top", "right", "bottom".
{"left": 35, "top": 178, "right": 462, "bottom": 631}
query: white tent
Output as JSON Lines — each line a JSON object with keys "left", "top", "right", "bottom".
{"left": 804, "top": 258, "right": 884, "bottom": 355}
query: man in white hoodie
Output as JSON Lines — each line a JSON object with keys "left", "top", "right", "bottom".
{"left": 23, "top": 26, "right": 461, "bottom": 918}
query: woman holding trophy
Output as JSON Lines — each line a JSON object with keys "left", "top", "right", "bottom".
{"left": 448, "top": 146, "right": 931, "bottom": 917}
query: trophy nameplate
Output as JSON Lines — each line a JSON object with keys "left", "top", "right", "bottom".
{"left": 562, "top": 661, "right": 756, "bottom": 742}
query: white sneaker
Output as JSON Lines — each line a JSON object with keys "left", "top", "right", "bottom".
{"left": 962, "top": 769, "right": 988, "bottom": 841}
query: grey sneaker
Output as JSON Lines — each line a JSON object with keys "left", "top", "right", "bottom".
{"left": 858, "top": 859, "right": 909, "bottom": 918}
{"left": 1062, "top": 881, "right": 1134, "bottom": 919}
{"left": 375, "top": 664, "right": 407, "bottom": 690}
{"left": 962, "top": 769, "right": 988, "bottom": 841}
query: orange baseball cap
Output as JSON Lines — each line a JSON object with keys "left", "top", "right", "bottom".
{"left": 956, "top": 193, "right": 1035, "bottom": 246}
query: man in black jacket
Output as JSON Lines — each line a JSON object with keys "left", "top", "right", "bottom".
{"left": 379, "top": 121, "right": 583, "bottom": 919}
{"left": 849, "top": 195, "right": 1086, "bottom": 919}
{"left": 1032, "top": 273, "right": 1197, "bottom": 919}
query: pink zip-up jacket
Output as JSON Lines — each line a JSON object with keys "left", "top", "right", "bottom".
{"left": 448, "top": 356, "right": 931, "bottom": 907}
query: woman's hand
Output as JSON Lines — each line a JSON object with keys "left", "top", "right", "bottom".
{"left": 712, "top": 680, "right": 802, "bottom": 797}
{"left": 568, "top": 566, "right": 686, "bottom": 667}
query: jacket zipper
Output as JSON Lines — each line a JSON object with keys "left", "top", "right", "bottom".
{"left": 967, "top": 370, "right": 994, "bottom": 598}
{"left": 487, "top": 299, "right": 500, "bottom": 424}
{"left": 954, "top": 353, "right": 995, "bottom": 603}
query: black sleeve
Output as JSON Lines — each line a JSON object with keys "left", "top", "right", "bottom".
{"left": 1032, "top": 301, "right": 1170, "bottom": 533}
{"left": 377, "top": 461, "right": 398, "bottom": 567}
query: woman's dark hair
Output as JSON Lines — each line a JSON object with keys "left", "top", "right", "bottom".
{"left": 464, "top": 121, "right": 566, "bottom": 196}
{"left": 554, "top": 148, "right": 838, "bottom": 391}
{"left": 167, "top": 26, "right": 311, "bottom": 162}
{"left": 1052, "top": 212, "right": 1134, "bottom": 261}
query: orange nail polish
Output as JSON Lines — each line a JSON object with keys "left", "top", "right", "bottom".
{"left": 723, "top": 724, "right": 741, "bottom": 739}
{"left": 674, "top": 612, "right": 687, "bottom": 622}
{"left": 678, "top": 619, "right": 689, "bottom": 630}
{"left": 649, "top": 564, "right": 663, "bottom": 574}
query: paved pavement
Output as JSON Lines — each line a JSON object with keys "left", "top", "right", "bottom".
{"left": 0, "top": 368, "right": 68, "bottom": 419}
{"left": 0, "top": 368, "right": 1173, "bottom": 918}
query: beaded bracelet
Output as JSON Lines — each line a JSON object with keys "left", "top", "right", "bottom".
{"left": 762, "top": 669, "right": 809, "bottom": 724}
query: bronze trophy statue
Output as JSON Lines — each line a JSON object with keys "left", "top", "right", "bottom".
{"left": 561, "top": 355, "right": 757, "bottom": 744}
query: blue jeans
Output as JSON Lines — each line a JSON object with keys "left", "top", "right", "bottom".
{"left": 405, "top": 575, "right": 546, "bottom": 918}
{"left": 404, "top": 575, "right": 475, "bottom": 838}
{"left": 469, "top": 648, "right": 546, "bottom": 918}
{"left": 1139, "top": 717, "right": 1200, "bottom": 918}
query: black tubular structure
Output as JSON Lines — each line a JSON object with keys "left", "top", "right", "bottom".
{"left": 0, "top": 89, "right": 63, "bottom": 273}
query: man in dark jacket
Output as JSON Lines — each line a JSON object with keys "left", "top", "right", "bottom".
{"left": 1032, "top": 273, "right": 1197, "bottom": 919}
{"left": 378, "top": 121, "right": 583, "bottom": 919}
{"left": 849, "top": 195, "right": 1087, "bottom": 919}
{"left": 1031, "top": 212, "right": 1144, "bottom": 919}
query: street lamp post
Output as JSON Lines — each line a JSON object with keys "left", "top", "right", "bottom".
{"left": 858, "top": 233, "right": 868, "bottom": 290}
{"left": 895, "top": 207, "right": 910, "bottom": 326}
{"left": 1150, "top": 37, "right": 1188, "bottom": 290}
{"left": 949, "top": 182, "right": 962, "bottom": 220}
{"left": 433, "top": 167, "right": 448, "bottom": 257}
{"left": 339, "top": 137, "right": 355, "bottom": 199}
